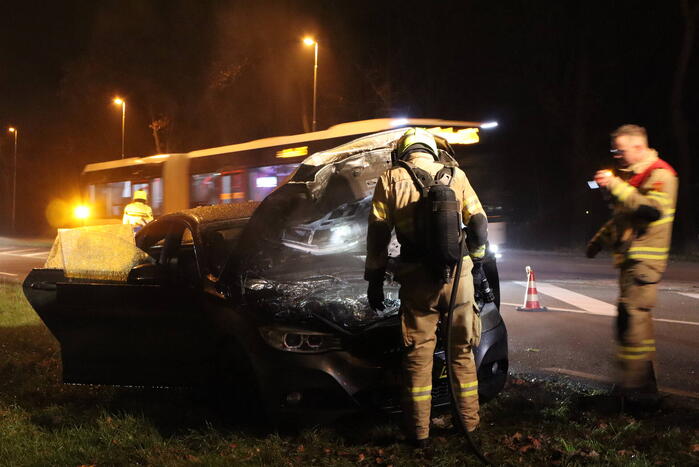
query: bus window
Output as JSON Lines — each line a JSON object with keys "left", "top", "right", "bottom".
{"left": 219, "top": 170, "right": 246, "bottom": 204}
{"left": 190, "top": 173, "right": 219, "bottom": 207}
{"left": 88, "top": 179, "right": 162, "bottom": 219}
{"left": 247, "top": 164, "right": 299, "bottom": 201}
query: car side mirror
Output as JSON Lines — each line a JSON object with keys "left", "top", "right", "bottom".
{"left": 127, "top": 263, "right": 168, "bottom": 285}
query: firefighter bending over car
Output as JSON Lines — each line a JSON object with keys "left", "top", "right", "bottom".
{"left": 122, "top": 189, "right": 154, "bottom": 232}
{"left": 365, "top": 128, "right": 488, "bottom": 447}
{"left": 587, "top": 124, "right": 678, "bottom": 408}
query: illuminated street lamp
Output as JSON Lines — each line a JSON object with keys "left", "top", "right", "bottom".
{"left": 302, "top": 37, "right": 319, "bottom": 132}
{"left": 8, "top": 127, "right": 17, "bottom": 232}
{"left": 113, "top": 97, "right": 126, "bottom": 158}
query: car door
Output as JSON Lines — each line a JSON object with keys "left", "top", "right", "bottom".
{"left": 48, "top": 218, "right": 215, "bottom": 386}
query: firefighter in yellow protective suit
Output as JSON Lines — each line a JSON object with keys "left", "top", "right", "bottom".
{"left": 122, "top": 190, "right": 154, "bottom": 231}
{"left": 587, "top": 124, "right": 678, "bottom": 403}
{"left": 365, "top": 128, "right": 487, "bottom": 446}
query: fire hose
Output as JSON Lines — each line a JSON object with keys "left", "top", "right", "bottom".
{"left": 444, "top": 234, "right": 494, "bottom": 466}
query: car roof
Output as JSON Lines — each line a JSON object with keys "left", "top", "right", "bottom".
{"left": 159, "top": 202, "right": 260, "bottom": 226}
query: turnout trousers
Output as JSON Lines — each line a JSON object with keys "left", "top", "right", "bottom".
{"left": 616, "top": 264, "right": 658, "bottom": 392}
{"left": 397, "top": 256, "right": 481, "bottom": 440}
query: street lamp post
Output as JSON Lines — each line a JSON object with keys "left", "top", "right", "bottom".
{"left": 8, "top": 127, "right": 17, "bottom": 232}
{"left": 113, "top": 97, "right": 126, "bottom": 158}
{"left": 303, "top": 37, "right": 319, "bottom": 132}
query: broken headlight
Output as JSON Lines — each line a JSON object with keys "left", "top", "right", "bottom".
{"left": 259, "top": 326, "right": 343, "bottom": 353}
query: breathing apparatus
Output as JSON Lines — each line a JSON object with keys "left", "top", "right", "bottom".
{"left": 394, "top": 128, "right": 493, "bottom": 464}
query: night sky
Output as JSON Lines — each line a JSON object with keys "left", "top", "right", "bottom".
{"left": 0, "top": 0, "right": 696, "bottom": 250}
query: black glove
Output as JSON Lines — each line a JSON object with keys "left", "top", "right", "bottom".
{"left": 586, "top": 241, "right": 602, "bottom": 258}
{"left": 367, "top": 280, "right": 385, "bottom": 311}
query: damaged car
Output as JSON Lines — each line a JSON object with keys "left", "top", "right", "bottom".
{"left": 23, "top": 128, "right": 507, "bottom": 422}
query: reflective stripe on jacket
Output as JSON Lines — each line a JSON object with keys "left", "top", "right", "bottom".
{"left": 590, "top": 151, "right": 678, "bottom": 273}
{"left": 365, "top": 152, "right": 486, "bottom": 277}
{"left": 122, "top": 201, "right": 154, "bottom": 227}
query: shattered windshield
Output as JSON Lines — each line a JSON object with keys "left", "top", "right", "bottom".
{"left": 227, "top": 131, "right": 408, "bottom": 330}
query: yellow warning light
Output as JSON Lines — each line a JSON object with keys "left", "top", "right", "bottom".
{"left": 73, "top": 205, "right": 90, "bottom": 220}
{"left": 426, "top": 127, "right": 480, "bottom": 145}
{"left": 276, "top": 146, "right": 309, "bottom": 158}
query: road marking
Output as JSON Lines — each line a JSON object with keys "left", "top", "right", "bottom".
{"left": 514, "top": 281, "right": 616, "bottom": 316}
{"left": 22, "top": 251, "right": 48, "bottom": 257}
{"left": 501, "top": 301, "right": 603, "bottom": 315}
{"left": 503, "top": 297, "right": 699, "bottom": 326}
{"left": 542, "top": 367, "right": 699, "bottom": 400}
{"left": 678, "top": 292, "right": 699, "bottom": 300}
{"left": 0, "top": 271, "right": 18, "bottom": 277}
{"left": 0, "top": 249, "right": 37, "bottom": 255}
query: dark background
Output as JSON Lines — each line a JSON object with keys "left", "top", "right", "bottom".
{"left": 0, "top": 0, "right": 696, "bottom": 251}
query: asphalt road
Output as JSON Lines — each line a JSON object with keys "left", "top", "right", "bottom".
{"left": 497, "top": 249, "right": 699, "bottom": 396}
{"left": 2, "top": 240, "right": 697, "bottom": 396}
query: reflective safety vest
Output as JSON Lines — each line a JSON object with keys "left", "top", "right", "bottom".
{"left": 591, "top": 151, "right": 678, "bottom": 274}
{"left": 122, "top": 201, "right": 154, "bottom": 227}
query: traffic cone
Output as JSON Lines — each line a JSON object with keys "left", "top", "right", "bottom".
{"left": 517, "top": 266, "right": 548, "bottom": 312}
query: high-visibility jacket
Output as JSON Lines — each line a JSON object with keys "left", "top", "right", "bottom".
{"left": 122, "top": 201, "right": 154, "bottom": 227}
{"left": 365, "top": 151, "right": 486, "bottom": 280}
{"left": 591, "top": 150, "right": 678, "bottom": 276}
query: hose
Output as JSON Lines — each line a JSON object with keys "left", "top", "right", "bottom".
{"left": 444, "top": 235, "right": 494, "bottom": 466}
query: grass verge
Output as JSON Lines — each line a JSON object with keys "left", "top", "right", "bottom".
{"left": 1, "top": 281, "right": 698, "bottom": 466}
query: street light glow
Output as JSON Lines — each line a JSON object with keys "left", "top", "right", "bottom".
{"left": 480, "top": 121, "right": 498, "bottom": 129}
{"left": 303, "top": 37, "right": 316, "bottom": 46}
{"left": 113, "top": 97, "right": 124, "bottom": 105}
{"left": 8, "top": 127, "right": 15, "bottom": 133}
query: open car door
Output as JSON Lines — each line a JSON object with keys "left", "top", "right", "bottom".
{"left": 23, "top": 218, "right": 214, "bottom": 387}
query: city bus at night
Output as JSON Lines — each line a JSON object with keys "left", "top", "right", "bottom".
{"left": 79, "top": 118, "right": 495, "bottom": 226}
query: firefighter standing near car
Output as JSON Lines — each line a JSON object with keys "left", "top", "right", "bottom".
{"left": 587, "top": 124, "right": 678, "bottom": 406}
{"left": 365, "top": 128, "right": 488, "bottom": 447}
{"left": 122, "top": 189, "right": 154, "bottom": 232}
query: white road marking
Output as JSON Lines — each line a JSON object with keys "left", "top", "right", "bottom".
{"left": 678, "top": 292, "right": 699, "bottom": 300}
{"left": 0, "top": 249, "right": 38, "bottom": 255}
{"left": 0, "top": 271, "right": 18, "bottom": 277}
{"left": 501, "top": 301, "right": 601, "bottom": 315}
{"left": 514, "top": 281, "right": 617, "bottom": 316}
{"left": 506, "top": 285, "right": 699, "bottom": 326}
{"left": 22, "top": 251, "right": 49, "bottom": 257}
{"left": 542, "top": 367, "right": 699, "bottom": 400}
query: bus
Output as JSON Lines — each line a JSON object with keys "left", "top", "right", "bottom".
{"left": 80, "top": 118, "right": 499, "bottom": 232}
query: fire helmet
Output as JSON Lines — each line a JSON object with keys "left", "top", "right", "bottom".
{"left": 394, "top": 127, "right": 438, "bottom": 159}
{"left": 133, "top": 190, "right": 148, "bottom": 202}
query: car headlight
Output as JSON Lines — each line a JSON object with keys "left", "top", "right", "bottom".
{"left": 479, "top": 302, "right": 502, "bottom": 332}
{"left": 259, "top": 326, "right": 343, "bottom": 353}
{"left": 330, "top": 225, "right": 354, "bottom": 245}
{"left": 488, "top": 243, "right": 502, "bottom": 259}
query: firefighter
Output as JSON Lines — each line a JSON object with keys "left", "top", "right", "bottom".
{"left": 122, "top": 189, "right": 154, "bottom": 231}
{"left": 587, "top": 124, "right": 678, "bottom": 407}
{"left": 365, "top": 128, "right": 487, "bottom": 447}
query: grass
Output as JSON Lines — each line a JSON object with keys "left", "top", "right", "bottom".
{"left": 1, "top": 281, "right": 698, "bottom": 466}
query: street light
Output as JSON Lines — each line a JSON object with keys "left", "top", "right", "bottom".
{"left": 8, "top": 127, "right": 17, "bottom": 232}
{"left": 113, "top": 97, "right": 126, "bottom": 158}
{"left": 302, "top": 37, "right": 319, "bottom": 132}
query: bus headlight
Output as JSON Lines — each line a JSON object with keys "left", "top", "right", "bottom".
{"left": 73, "top": 205, "right": 90, "bottom": 220}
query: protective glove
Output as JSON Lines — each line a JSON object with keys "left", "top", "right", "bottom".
{"left": 367, "top": 280, "right": 385, "bottom": 311}
{"left": 586, "top": 241, "right": 602, "bottom": 258}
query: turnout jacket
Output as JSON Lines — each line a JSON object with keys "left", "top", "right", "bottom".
{"left": 122, "top": 201, "right": 154, "bottom": 227}
{"left": 365, "top": 151, "right": 486, "bottom": 280}
{"left": 590, "top": 150, "right": 678, "bottom": 277}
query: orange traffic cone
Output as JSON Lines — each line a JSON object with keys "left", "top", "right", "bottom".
{"left": 517, "top": 266, "right": 548, "bottom": 312}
